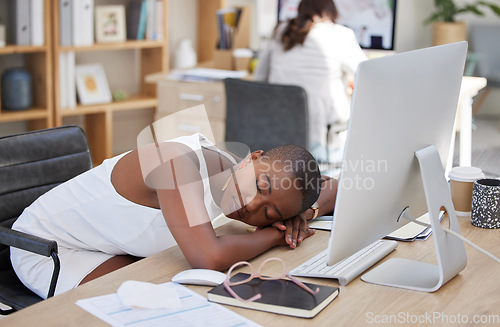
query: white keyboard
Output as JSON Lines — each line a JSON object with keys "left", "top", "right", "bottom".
{"left": 290, "top": 240, "right": 398, "bottom": 286}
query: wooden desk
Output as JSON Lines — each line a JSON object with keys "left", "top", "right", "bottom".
{"left": 2, "top": 218, "right": 499, "bottom": 326}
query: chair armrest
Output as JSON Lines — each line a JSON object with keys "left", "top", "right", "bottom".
{"left": 0, "top": 226, "right": 57, "bottom": 257}
{"left": 0, "top": 226, "right": 60, "bottom": 298}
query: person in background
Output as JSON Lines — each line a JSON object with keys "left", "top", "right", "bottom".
{"left": 254, "top": 0, "right": 367, "bottom": 165}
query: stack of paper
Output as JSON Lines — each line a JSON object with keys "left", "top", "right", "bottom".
{"left": 309, "top": 213, "right": 437, "bottom": 241}
{"left": 168, "top": 68, "right": 248, "bottom": 83}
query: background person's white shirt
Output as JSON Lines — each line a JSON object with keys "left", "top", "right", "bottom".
{"left": 254, "top": 21, "right": 366, "bottom": 162}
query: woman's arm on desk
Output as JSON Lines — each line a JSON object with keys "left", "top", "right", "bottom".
{"left": 270, "top": 176, "right": 338, "bottom": 248}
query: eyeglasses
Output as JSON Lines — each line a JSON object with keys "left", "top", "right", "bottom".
{"left": 223, "top": 257, "right": 320, "bottom": 303}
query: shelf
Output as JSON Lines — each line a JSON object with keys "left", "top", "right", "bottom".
{"left": 57, "top": 40, "right": 165, "bottom": 53}
{"left": 0, "top": 45, "right": 49, "bottom": 55}
{"left": 0, "top": 108, "right": 49, "bottom": 123}
{"left": 60, "top": 96, "right": 158, "bottom": 117}
{"left": 0, "top": 0, "right": 53, "bottom": 131}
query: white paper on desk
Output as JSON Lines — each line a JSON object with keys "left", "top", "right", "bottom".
{"left": 76, "top": 282, "right": 261, "bottom": 327}
{"left": 309, "top": 220, "right": 333, "bottom": 230}
{"left": 168, "top": 68, "right": 248, "bottom": 82}
{"left": 309, "top": 213, "right": 434, "bottom": 241}
{"left": 117, "top": 280, "right": 181, "bottom": 310}
{"left": 385, "top": 213, "right": 433, "bottom": 241}
{"left": 387, "top": 214, "right": 430, "bottom": 241}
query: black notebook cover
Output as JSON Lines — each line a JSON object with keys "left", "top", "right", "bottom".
{"left": 207, "top": 273, "right": 339, "bottom": 318}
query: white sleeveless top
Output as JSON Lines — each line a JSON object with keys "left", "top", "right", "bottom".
{"left": 12, "top": 133, "right": 232, "bottom": 257}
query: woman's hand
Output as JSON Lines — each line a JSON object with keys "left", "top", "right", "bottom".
{"left": 269, "top": 213, "right": 316, "bottom": 249}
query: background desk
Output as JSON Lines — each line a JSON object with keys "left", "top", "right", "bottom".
{"left": 2, "top": 217, "right": 499, "bottom": 326}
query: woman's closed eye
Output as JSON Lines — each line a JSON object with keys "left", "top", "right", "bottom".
{"left": 256, "top": 174, "right": 271, "bottom": 195}
{"left": 264, "top": 207, "right": 269, "bottom": 220}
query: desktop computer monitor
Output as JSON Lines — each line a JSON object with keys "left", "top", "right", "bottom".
{"left": 325, "top": 42, "right": 468, "bottom": 290}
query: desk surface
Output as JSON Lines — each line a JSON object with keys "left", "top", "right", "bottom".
{"left": 2, "top": 217, "right": 499, "bottom": 326}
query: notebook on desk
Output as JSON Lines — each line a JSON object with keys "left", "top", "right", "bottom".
{"left": 208, "top": 273, "right": 339, "bottom": 318}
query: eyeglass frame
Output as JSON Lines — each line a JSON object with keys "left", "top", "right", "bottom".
{"left": 223, "top": 257, "right": 320, "bottom": 303}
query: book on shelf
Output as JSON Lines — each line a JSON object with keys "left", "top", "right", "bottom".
{"left": 146, "top": 0, "right": 155, "bottom": 40}
{"left": 207, "top": 273, "right": 339, "bottom": 319}
{"left": 59, "top": 0, "right": 94, "bottom": 46}
{"left": 59, "top": 0, "right": 73, "bottom": 46}
{"left": 72, "top": 0, "right": 94, "bottom": 46}
{"left": 213, "top": 7, "right": 250, "bottom": 70}
{"left": 136, "top": 0, "right": 148, "bottom": 40}
{"left": 7, "top": 0, "right": 44, "bottom": 46}
{"left": 127, "top": 0, "right": 142, "bottom": 40}
{"left": 30, "top": 0, "right": 44, "bottom": 46}
{"left": 129, "top": 0, "right": 163, "bottom": 41}
{"left": 59, "top": 52, "right": 68, "bottom": 109}
{"left": 8, "top": 0, "right": 31, "bottom": 46}
{"left": 58, "top": 51, "right": 76, "bottom": 110}
{"left": 155, "top": 0, "right": 164, "bottom": 41}
{"left": 66, "top": 51, "right": 76, "bottom": 109}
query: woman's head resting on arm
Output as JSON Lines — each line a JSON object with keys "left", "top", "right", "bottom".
{"left": 221, "top": 144, "right": 321, "bottom": 227}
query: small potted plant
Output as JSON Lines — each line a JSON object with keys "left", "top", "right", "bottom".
{"left": 424, "top": 0, "right": 500, "bottom": 45}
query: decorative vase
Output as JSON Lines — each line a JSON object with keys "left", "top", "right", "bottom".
{"left": 1, "top": 67, "right": 33, "bottom": 111}
{"left": 432, "top": 21, "right": 467, "bottom": 46}
{"left": 175, "top": 39, "right": 197, "bottom": 69}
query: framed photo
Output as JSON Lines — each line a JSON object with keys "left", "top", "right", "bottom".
{"left": 75, "top": 64, "right": 112, "bottom": 105}
{"left": 95, "top": 5, "right": 126, "bottom": 43}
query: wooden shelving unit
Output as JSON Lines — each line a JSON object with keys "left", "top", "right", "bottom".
{"left": 197, "top": 0, "right": 227, "bottom": 63}
{"left": 0, "top": 0, "right": 53, "bottom": 131}
{"left": 52, "top": 0, "right": 169, "bottom": 165}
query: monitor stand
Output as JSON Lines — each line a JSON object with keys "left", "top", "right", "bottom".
{"left": 361, "top": 145, "right": 467, "bottom": 292}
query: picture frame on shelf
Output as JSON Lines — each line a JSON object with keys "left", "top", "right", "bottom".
{"left": 75, "top": 64, "right": 112, "bottom": 105}
{"left": 95, "top": 5, "right": 126, "bottom": 43}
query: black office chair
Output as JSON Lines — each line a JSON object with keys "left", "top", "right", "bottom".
{"left": 469, "top": 24, "right": 500, "bottom": 118}
{"left": 0, "top": 125, "right": 93, "bottom": 314}
{"left": 224, "top": 78, "right": 309, "bottom": 152}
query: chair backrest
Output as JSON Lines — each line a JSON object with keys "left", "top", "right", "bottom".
{"left": 469, "top": 25, "right": 500, "bottom": 80}
{"left": 0, "top": 126, "right": 93, "bottom": 229}
{"left": 224, "top": 78, "right": 309, "bottom": 152}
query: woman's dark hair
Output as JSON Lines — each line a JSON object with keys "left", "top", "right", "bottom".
{"left": 262, "top": 144, "right": 322, "bottom": 214}
{"left": 280, "top": 0, "right": 338, "bottom": 51}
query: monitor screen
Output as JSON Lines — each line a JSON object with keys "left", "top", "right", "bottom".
{"left": 327, "top": 42, "right": 467, "bottom": 265}
{"left": 335, "top": 0, "right": 397, "bottom": 50}
{"left": 277, "top": 0, "right": 397, "bottom": 50}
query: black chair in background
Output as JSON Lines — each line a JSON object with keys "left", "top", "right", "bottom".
{"left": 0, "top": 125, "right": 93, "bottom": 314}
{"left": 469, "top": 24, "right": 500, "bottom": 120}
{"left": 224, "top": 78, "right": 309, "bottom": 152}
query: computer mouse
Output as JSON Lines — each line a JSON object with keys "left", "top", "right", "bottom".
{"left": 171, "top": 269, "right": 226, "bottom": 286}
